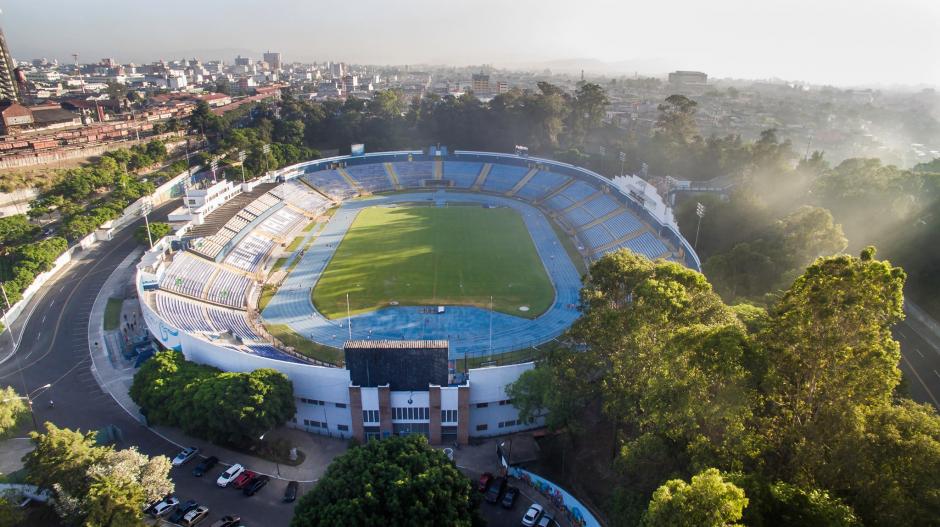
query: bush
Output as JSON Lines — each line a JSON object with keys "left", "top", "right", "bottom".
{"left": 130, "top": 351, "right": 296, "bottom": 447}
{"left": 134, "top": 222, "right": 171, "bottom": 246}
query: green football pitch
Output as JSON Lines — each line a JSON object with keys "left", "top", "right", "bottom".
{"left": 312, "top": 205, "right": 555, "bottom": 319}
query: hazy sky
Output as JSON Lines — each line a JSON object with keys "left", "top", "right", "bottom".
{"left": 3, "top": 0, "right": 938, "bottom": 87}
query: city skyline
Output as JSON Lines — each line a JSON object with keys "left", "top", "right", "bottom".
{"left": 3, "top": 0, "right": 939, "bottom": 88}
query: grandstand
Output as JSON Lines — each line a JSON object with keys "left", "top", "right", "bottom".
{"left": 301, "top": 168, "right": 356, "bottom": 200}
{"left": 390, "top": 161, "right": 433, "bottom": 187}
{"left": 159, "top": 251, "right": 254, "bottom": 308}
{"left": 441, "top": 161, "right": 484, "bottom": 188}
{"left": 481, "top": 164, "right": 528, "bottom": 193}
{"left": 344, "top": 163, "right": 394, "bottom": 192}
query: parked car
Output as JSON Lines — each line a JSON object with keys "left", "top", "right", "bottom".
{"left": 244, "top": 474, "right": 271, "bottom": 496}
{"left": 210, "top": 515, "right": 241, "bottom": 527}
{"left": 478, "top": 472, "right": 494, "bottom": 492}
{"left": 501, "top": 486, "right": 519, "bottom": 509}
{"left": 216, "top": 464, "right": 245, "bottom": 487}
{"left": 537, "top": 512, "right": 556, "bottom": 527}
{"left": 232, "top": 469, "right": 258, "bottom": 489}
{"left": 521, "top": 503, "right": 544, "bottom": 527}
{"left": 485, "top": 477, "right": 508, "bottom": 504}
{"left": 180, "top": 505, "right": 210, "bottom": 527}
{"left": 192, "top": 456, "right": 219, "bottom": 477}
{"left": 283, "top": 481, "right": 299, "bottom": 503}
{"left": 168, "top": 500, "right": 199, "bottom": 524}
{"left": 148, "top": 495, "right": 179, "bottom": 518}
{"left": 172, "top": 446, "right": 200, "bottom": 467}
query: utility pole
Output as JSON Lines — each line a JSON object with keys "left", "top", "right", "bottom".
{"left": 141, "top": 198, "right": 154, "bottom": 249}
{"left": 694, "top": 202, "right": 706, "bottom": 250}
{"left": 346, "top": 293, "right": 352, "bottom": 340}
{"left": 238, "top": 150, "right": 246, "bottom": 183}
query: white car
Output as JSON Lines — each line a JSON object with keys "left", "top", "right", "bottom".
{"left": 148, "top": 495, "right": 179, "bottom": 518}
{"left": 216, "top": 463, "right": 245, "bottom": 487}
{"left": 172, "top": 446, "right": 199, "bottom": 467}
{"left": 521, "top": 503, "right": 544, "bottom": 527}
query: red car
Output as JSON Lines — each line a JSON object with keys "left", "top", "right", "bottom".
{"left": 232, "top": 470, "right": 257, "bottom": 489}
{"left": 477, "top": 472, "right": 493, "bottom": 492}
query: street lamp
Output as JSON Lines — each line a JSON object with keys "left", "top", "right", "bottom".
{"left": 3, "top": 383, "right": 52, "bottom": 432}
{"left": 238, "top": 150, "right": 247, "bottom": 183}
{"left": 694, "top": 202, "right": 706, "bottom": 250}
{"left": 259, "top": 433, "right": 281, "bottom": 477}
{"left": 141, "top": 198, "right": 154, "bottom": 250}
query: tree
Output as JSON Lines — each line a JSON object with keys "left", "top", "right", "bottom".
{"left": 134, "top": 222, "right": 171, "bottom": 246}
{"left": 130, "top": 351, "right": 296, "bottom": 447}
{"left": 642, "top": 468, "right": 748, "bottom": 527}
{"left": 0, "top": 386, "right": 28, "bottom": 439}
{"left": 23, "top": 423, "right": 173, "bottom": 527}
{"left": 0, "top": 215, "right": 37, "bottom": 248}
{"left": 655, "top": 94, "right": 699, "bottom": 145}
{"left": 291, "top": 435, "right": 480, "bottom": 527}
{"left": 759, "top": 247, "right": 906, "bottom": 475}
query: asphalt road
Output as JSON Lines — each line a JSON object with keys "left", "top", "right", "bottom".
{"left": 896, "top": 316, "right": 940, "bottom": 408}
{"left": 0, "top": 200, "right": 295, "bottom": 527}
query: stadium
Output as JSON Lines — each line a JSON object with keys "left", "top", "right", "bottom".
{"left": 136, "top": 147, "right": 700, "bottom": 444}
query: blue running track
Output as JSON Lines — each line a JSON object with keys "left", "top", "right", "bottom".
{"left": 262, "top": 191, "right": 583, "bottom": 360}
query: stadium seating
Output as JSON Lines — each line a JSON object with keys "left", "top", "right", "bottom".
{"left": 155, "top": 292, "right": 260, "bottom": 340}
{"left": 302, "top": 169, "right": 356, "bottom": 199}
{"left": 514, "top": 171, "right": 570, "bottom": 201}
{"left": 601, "top": 211, "right": 643, "bottom": 239}
{"left": 190, "top": 191, "right": 283, "bottom": 260}
{"left": 159, "top": 252, "right": 217, "bottom": 299}
{"left": 481, "top": 164, "right": 528, "bottom": 193}
{"left": 223, "top": 232, "right": 275, "bottom": 273}
{"left": 441, "top": 161, "right": 483, "bottom": 188}
{"left": 256, "top": 208, "right": 305, "bottom": 239}
{"left": 205, "top": 269, "right": 252, "bottom": 308}
{"left": 155, "top": 292, "right": 215, "bottom": 333}
{"left": 391, "top": 161, "right": 433, "bottom": 187}
{"left": 272, "top": 179, "right": 329, "bottom": 212}
{"left": 613, "top": 232, "right": 669, "bottom": 260}
{"left": 345, "top": 164, "right": 394, "bottom": 192}
{"left": 581, "top": 223, "right": 615, "bottom": 248}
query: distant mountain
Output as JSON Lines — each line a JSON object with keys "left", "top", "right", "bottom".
{"left": 152, "top": 47, "right": 260, "bottom": 63}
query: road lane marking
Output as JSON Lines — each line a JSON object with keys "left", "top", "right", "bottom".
{"left": 935, "top": 370, "right": 940, "bottom": 380}
{"left": 916, "top": 348, "right": 924, "bottom": 358}
{"left": 900, "top": 354, "right": 940, "bottom": 408}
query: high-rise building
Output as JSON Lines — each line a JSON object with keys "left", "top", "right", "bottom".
{"left": 0, "top": 24, "right": 19, "bottom": 102}
{"left": 471, "top": 73, "right": 490, "bottom": 95}
{"left": 263, "top": 51, "right": 281, "bottom": 71}
{"left": 234, "top": 55, "right": 253, "bottom": 67}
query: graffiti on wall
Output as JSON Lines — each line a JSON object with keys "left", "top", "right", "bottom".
{"left": 509, "top": 467, "right": 600, "bottom": 527}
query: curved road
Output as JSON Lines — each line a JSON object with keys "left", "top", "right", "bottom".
{"left": 0, "top": 200, "right": 294, "bottom": 527}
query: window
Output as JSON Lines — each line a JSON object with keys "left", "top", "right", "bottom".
{"left": 392, "top": 407, "right": 430, "bottom": 421}
{"left": 476, "top": 424, "right": 488, "bottom": 431}
{"left": 498, "top": 420, "right": 517, "bottom": 429}
{"left": 499, "top": 399, "right": 513, "bottom": 406}
{"left": 476, "top": 402, "right": 488, "bottom": 408}
{"left": 335, "top": 402, "right": 347, "bottom": 409}
{"left": 303, "top": 419, "right": 325, "bottom": 428}
{"left": 337, "top": 424, "right": 349, "bottom": 432}
{"left": 441, "top": 409, "right": 458, "bottom": 422}
{"left": 363, "top": 410, "right": 379, "bottom": 423}
{"left": 299, "top": 398, "right": 326, "bottom": 406}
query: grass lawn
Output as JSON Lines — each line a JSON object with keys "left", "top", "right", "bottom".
{"left": 264, "top": 323, "right": 344, "bottom": 365}
{"left": 549, "top": 218, "right": 588, "bottom": 277}
{"left": 312, "top": 205, "right": 554, "bottom": 319}
{"left": 104, "top": 298, "right": 123, "bottom": 331}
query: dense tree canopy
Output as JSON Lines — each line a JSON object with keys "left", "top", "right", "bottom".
{"left": 24, "top": 423, "right": 173, "bottom": 527}
{"left": 511, "top": 247, "right": 940, "bottom": 526}
{"left": 291, "top": 435, "right": 480, "bottom": 527}
{"left": 642, "top": 468, "right": 748, "bottom": 527}
{"left": 130, "top": 351, "right": 296, "bottom": 447}
{"left": 0, "top": 386, "right": 28, "bottom": 439}
{"left": 133, "top": 222, "right": 171, "bottom": 246}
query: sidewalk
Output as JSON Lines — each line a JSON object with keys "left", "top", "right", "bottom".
{"left": 87, "top": 249, "right": 347, "bottom": 483}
